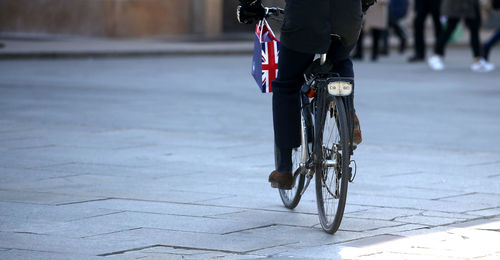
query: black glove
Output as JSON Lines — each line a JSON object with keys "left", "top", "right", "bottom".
{"left": 361, "top": 0, "right": 376, "bottom": 13}
{"left": 237, "top": 0, "right": 266, "bottom": 24}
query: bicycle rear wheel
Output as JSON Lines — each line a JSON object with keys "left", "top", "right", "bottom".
{"left": 315, "top": 97, "right": 350, "bottom": 234}
{"left": 279, "top": 114, "right": 307, "bottom": 209}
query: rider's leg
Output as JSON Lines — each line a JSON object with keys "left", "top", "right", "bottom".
{"left": 270, "top": 44, "right": 314, "bottom": 187}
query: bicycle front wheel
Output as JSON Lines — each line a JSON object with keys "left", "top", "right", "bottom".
{"left": 315, "top": 97, "right": 350, "bottom": 234}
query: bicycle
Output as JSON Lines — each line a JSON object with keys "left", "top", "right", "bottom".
{"left": 264, "top": 8, "right": 357, "bottom": 234}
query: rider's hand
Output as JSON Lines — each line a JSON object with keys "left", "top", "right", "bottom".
{"left": 361, "top": 0, "right": 377, "bottom": 13}
{"left": 237, "top": 0, "right": 266, "bottom": 24}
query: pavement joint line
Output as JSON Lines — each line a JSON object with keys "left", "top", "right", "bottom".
{"left": 477, "top": 228, "right": 500, "bottom": 233}
{"left": 327, "top": 233, "right": 404, "bottom": 246}
{"left": 9, "top": 144, "right": 56, "bottom": 150}
{"left": 431, "top": 192, "right": 477, "bottom": 201}
{"left": 103, "top": 196, "right": 323, "bottom": 217}
{"left": 465, "top": 160, "right": 500, "bottom": 167}
{"left": 80, "top": 227, "right": 143, "bottom": 239}
{"left": 135, "top": 227, "right": 222, "bottom": 236}
{"left": 0, "top": 247, "right": 64, "bottom": 255}
{"left": 66, "top": 210, "right": 127, "bottom": 222}
{"left": 221, "top": 224, "right": 277, "bottom": 235}
{"left": 388, "top": 212, "right": 424, "bottom": 222}
{"left": 340, "top": 222, "right": 410, "bottom": 233}
{"left": 25, "top": 162, "right": 76, "bottom": 170}
{"left": 193, "top": 195, "right": 239, "bottom": 203}
{"left": 97, "top": 244, "right": 247, "bottom": 257}
{"left": 54, "top": 197, "right": 112, "bottom": 206}
{"left": 487, "top": 173, "right": 500, "bottom": 178}
{"left": 205, "top": 209, "right": 248, "bottom": 218}
{"left": 122, "top": 210, "right": 222, "bottom": 220}
{"left": 36, "top": 173, "right": 85, "bottom": 181}
{"left": 13, "top": 231, "right": 48, "bottom": 236}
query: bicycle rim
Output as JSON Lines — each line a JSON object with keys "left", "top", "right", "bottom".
{"left": 279, "top": 147, "right": 305, "bottom": 209}
{"left": 315, "top": 97, "right": 350, "bottom": 234}
{"left": 279, "top": 113, "right": 307, "bottom": 209}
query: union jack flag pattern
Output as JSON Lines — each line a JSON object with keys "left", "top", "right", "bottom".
{"left": 252, "top": 19, "right": 280, "bottom": 93}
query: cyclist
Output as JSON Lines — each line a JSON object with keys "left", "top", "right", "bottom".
{"left": 238, "top": 0, "right": 373, "bottom": 189}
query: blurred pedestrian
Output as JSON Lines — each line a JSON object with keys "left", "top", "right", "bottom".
{"left": 482, "top": 0, "right": 500, "bottom": 70}
{"left": 408, "top": 0, "right": 442, "bottom": 62}
{"left": 381, "top": 0, "right": 409, "bottom": 55}
{"left": 389, "top": 0, "right": 409, "bottom": 53}
{"left": 428, "top": 0, "right": 493, "bottom": 72}
{"left": 365, "top": 0, "right": 389, "bottom": 61}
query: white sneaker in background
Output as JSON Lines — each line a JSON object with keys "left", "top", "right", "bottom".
{"left": 481, "top": 59, "right": 495, "bottom": 72}
{"left": 471, "top": 60, "right": 485, "bottom": 72}
{"left": 428, "top": 55, "right": 445, "bottom": 71}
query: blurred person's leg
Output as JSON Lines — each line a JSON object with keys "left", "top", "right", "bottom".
{"left": 381, "top": 29, "right": 389, "bottom": 55}
{"left": 430, "top": 0, "right": 443, "bottom": 48}
{"left": 434, "top": 18, "right": 460, "bottom": 57}
{"left": 483, "top": 29, "right": 500, "bottom": 61}
{"left": 410, "top": 0, "right": 427, "bottom": 61}
{"left": 465, "top": 16, "right": 481, "bottom": 59}
{"left": 390, "top": 18, "right": 408, "bottom": 53}
{"left": 371, "top": 28, "right": 382, "bottom": 61}
{"left": 428, "top": 17, "right": 458, "bottom": 71}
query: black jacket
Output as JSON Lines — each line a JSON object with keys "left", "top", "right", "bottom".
{"left": 280, "top": 0, "right": 363, "bottom": 54}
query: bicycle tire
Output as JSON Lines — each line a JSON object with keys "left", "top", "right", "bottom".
{"left": 315, "top": 96, "right": 350, "bottom": 234}
{"left": 279, "top": 114, "right": 307, "bottom": 209}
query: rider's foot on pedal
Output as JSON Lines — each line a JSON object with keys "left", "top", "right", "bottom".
{"left": 353, "top": 113, "right": 362, "bottom": 149}
{"left": 268, "top": 170, "right": 293, "bottom": 190}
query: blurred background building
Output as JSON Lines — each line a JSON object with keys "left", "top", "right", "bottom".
{"left": 0, "top": 0, "right": 284, "bottom": 39}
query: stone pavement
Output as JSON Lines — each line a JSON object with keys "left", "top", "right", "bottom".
{"left": 0, "top": 48, "right": 499, "bottom": 259}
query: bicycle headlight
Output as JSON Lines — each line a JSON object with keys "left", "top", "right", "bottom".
{"left": 327, "top": 81, "right": 352, "bottom": 96}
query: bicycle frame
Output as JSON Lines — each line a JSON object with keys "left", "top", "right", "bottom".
{"left": 298, "top": 54, "right": 355, "bottom": 196}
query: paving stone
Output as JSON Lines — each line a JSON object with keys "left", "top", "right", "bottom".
{"left": 393, "top": 215, "right": 468, "bottom": 226}
{"left": 61, "top": 210, "right": 277, "bottom": 235}
{"left": 0, "top": 249, "right": 103, "bottom": 260}
{"left": 464, "top": 207, "right": 500, "bottom": 217}
{"left": 84, "top": 227, "right": 303, "bottom": 255}
{"left": 345, "top": 207, "right": 423, "bottom": 221}
{"left": 0, "top": 231, "right": 148, "bottom": 256}
{"left": 0, "top": 201, "right": 118, "bottom": 222}
{"left": 79, "top": 198, "right": 243, "bottom": 217}
{"left": 0, "top": 189, "right": 104, "bottom": 205}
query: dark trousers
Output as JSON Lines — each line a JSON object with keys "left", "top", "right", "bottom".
{"left": 413, "top": 0, "right": 442, "bottom": 58}
{"left": 483, "top": 29, "right": 500, "bottom": 61}
{"left": 371, "top": 28, "right": 383, "bottom": 61}
{"left": 352, "top": 29, "right": 364, "bottom": 59}
{"left": 272, "top": 42, "right": 354, "bottom": 172}
{"left": 435, "top": 16, "right": 481, "bottom": 58}
{"left": 382, "top": 19, "right": 408, "bottom": 54}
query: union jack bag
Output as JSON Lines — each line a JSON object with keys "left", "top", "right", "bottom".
{"left": 252, "top": 18, "right": 279, "bottom": 93}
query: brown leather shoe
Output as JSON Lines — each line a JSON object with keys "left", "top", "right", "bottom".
{"left": 353, "top": 113, "right": 362, "bottom": 146}
{"left": 268, "top": 170, "right": 293, "bottom": 190}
